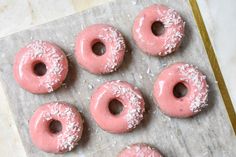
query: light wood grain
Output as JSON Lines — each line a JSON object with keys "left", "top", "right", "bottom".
{"left": 0, "top": 0, "right": 235, "bottom": 157}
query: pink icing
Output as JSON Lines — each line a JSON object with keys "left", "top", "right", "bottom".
{"left": 75, "top": 24, "right": 126, "bottom": 74}
{"left": 132, "top": 4, "right": 185, "bottom": 56}
{"left": 118, "top": 144, "right": 163, "bottom": 157}
{"left": 153, "top": 63, "right": 209, "bottom": 118}
{"left": 90, "top": 80, "right": 145, "bottom": 133}
{"left": 29, "top": 102, "right": 83, "bottom": 153}
{"left": 13, "top": 40, "right": 68, "bottom": 94}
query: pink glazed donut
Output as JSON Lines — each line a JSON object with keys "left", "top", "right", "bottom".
{"left": 132, "top": 4, "right": 185, "bottom": 56}
{"left": 29, "top": 102, "right": 83, "bottom": 153}
{"left": 118, "top": 144, "right": 163, "bottom": 157}
{"left": 153, "top": 63, "right": 209, "bottom": 118}
{"left": 75, "top": 24, "right": 126, "bottom": 74}
{"left": 13, "top": 40, "right": 68, "bottom": 94}
{"left": 90, "top": 80, "right": 145, "bottom": 133}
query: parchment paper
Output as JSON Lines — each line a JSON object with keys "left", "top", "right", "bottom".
{"left": 0, "top": 0, "right": 235, "bottom": 156}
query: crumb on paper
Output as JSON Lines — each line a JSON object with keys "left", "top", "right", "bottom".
{"left": 132, "top": 0, "right": 137, "bottom": 5}
{"left": 139, "top": 74, "right": 143, "bottom": 79}
{"left": 88, "top": 84, "right": 94, "bottom": 89}
{"left": 146, "top": 67, "right": 154, "bottom": 77}
{"left": 62, "top": 83, "right": 67, "bottom": 88}
{"left": 66, "top": 53, "right": 73, "bottom": 57}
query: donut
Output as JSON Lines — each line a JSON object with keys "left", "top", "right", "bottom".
{"left": 153, "top": 63, "right": 209, "bottom": 118}
{"left": 13, "top": 40, "right": 68, "bottom": 94}
{"left": 132, "top": 4, "right": 185, "bottom": 56}
{"left": 75, "top": 24, "right": 126, "bottom": 74}
{"left": 29, "top": 102, "right": 83, "bottom": 153}
{"left": 118, "top": 143, "right": 163, "bottom": 157}
{"left": 90, "top": 80, "right": 145, "bottom": 133}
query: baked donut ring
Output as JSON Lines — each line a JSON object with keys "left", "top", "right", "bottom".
{"left": 13, "top": 40, "right": 68, "bottom": 94}
{"left": 132, "top": 4, "right": 185, "bottom": 56}
{"left": 153, "top": 63, "right": 209, "bottom": 117}
{"left": 90, "top": 80, "right": 145, "bottom": 133}
{"left": 29, "top": 102, "right": 83, "bottom": 153}
{"left": 75, "top": 24, "right": 126, "bottom": 74}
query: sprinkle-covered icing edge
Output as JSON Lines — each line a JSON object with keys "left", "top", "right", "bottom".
{"left": 24, "top": 40, "right": 65, "bottom": 93}
{"left": 157, "top": 7, "right": 185, "bottom": 56}
{"left": 42, "top": 102, "right": 82, "bottom": 152}
{"left": 124, "top": 144, "right": 162, "bottom": 157}
{"left": 178, "top": 64, "right": 209, "bottom": 113}
{"left": 98, "top": 27, "right": 126, "bottom": 73}
{"left": 105, "top": 80, "right": 144, "bottom": 129}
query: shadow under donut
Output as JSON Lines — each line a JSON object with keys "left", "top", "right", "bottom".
{"left": 115, "top": 35, "right": 133, "bottom": 74}
{"left": 73, "top": 112, "right": 91, "bottom": 152}
{"left": 57, "top": 53, "right": 79, "bottom": 93}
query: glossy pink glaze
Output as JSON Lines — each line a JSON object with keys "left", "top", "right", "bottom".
{"left": 13, "top": 40, "right": 68, "bottom": 94}
{"left": 75, "top": 24, "right": 126, "bottom": 74}
{"left": 132, "top": 4, "right": 185, "bottom": 56}
{"left": 153, "top": 63, "right": 209, "bottom": 118}
{"left": 29, "top": 102, "right": 83, "bottom": 153}
{"left": 118, "top": 144, "right": 162, "bottom": 157}
{"left": 90, "top": 80, "right": 145, "bottom": 133}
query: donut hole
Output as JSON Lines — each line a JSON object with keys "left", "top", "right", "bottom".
{"left": 33, "top": 62, "right": 47, "bottom": 76}
{"left": 92, "top": 41, "right": 106, "bottom": 56}
{"left": 151, "top": 21, "right": 165, "bottom": 36}
{"left": 173, "top": 83, "right": 188, "bottom": 98}
{"left": 49, "top": 120, "right": 62, "bottom": 134}
{"left": 109, "top": 99, "right": 124, "bottom": 115}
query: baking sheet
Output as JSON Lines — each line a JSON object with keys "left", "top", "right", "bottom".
{"left": 0, "top": 0, "right": 235, "bottom": 156}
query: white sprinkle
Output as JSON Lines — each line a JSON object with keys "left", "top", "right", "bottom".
{"left": 88, "top": 84, "right": 94, "bottom": 89}
{"left": 70, "top": 43, "right": 75, "bottom": 47}
{"left": 81, "top": 25, "right": 85, "bottom": 30}
{"left": 112, "top": 141, "right": 117, "bottom": 147}
{"left": 110, "top": 17, "right": 114, "bottom": 21}
{"left": 146, "top": 67, "right": 151, "bottom": 74}
{"left": 162, "top": 63, "right": 167, "bottom": 67}
{"left": 146, "top": 67, "right": 154, "bottom": 77}
{"left": 98, "top": 136, "right": 102, "bottom": 141}
{"left": 1, "top": 53, "right": 5, "bottom": 58}
{"left": 139, "top": 74, "right": 143, "bottom": 79}
{"left": 62, "top": 83, "right": 67, "bottom": 88}
{"left": 66, "top": 53, "right": 73, "bottom": 57}
{"left": 132, "top": 0, "right": 137, "bottom": 5}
